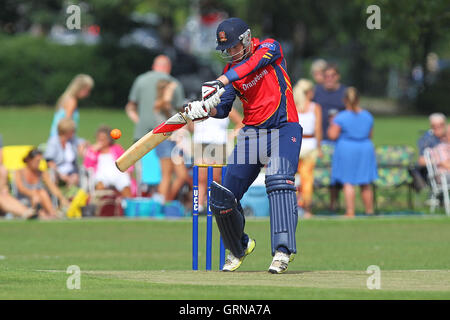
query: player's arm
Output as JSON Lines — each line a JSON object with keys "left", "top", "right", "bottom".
{"left": 219, "top": 40, "right": 282, "bottom": 85}
{"left": 209, "top": 84, "right": 236, "bottom": 119}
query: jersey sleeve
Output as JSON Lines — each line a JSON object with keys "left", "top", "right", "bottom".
{"left": 212, "top": 83, "right": 236, "bottom": 119}
{"left": 224, "top": 40, "right": 282, "bottom": 82}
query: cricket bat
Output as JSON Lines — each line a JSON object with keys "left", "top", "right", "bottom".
{"left": 115, "top": 111, "right": 189, "bottom": 172}
{"left": 116, "top": 88, "right": 225, "bottom": 172}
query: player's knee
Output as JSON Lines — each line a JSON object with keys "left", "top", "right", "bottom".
{"left": 265, "top": 157, "right": 296, "bottom": 193}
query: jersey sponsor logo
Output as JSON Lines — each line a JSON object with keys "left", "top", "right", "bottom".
{"left": 260, "top": 42, "right": 276, "bottom": 51}
{"left": 218, "top": 31, "right": 227, "bottom": 42}
{"left": 242, "top": 69, "right": 269, "bottom": 91}
{"left": 291, "top": 136, "right": 297, "bottom": 143}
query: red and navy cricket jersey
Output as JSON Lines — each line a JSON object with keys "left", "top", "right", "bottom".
{"left": 213, "top": 38, "right": 298, "bottom": 128}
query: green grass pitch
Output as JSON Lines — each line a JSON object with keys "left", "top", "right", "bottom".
{"left": 0, "top": 217, "right": 449, "bottom": 299}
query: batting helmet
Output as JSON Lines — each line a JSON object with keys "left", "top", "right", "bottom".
{"left": 215, "top": 17, "right": 251, "bottom": 51}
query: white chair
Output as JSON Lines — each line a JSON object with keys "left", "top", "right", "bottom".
{"left": 424, "top": 148, "right": 450, "bottom": 216}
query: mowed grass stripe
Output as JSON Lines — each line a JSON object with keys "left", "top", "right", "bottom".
{"left": 34, "top": 269, "right": 450, "bottom": 292}
{"left": 0, "top": 217, "right": 449, "bottom": 299}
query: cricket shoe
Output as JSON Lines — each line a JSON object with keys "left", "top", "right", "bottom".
{"left": 268, "top": 250, "right": 292, "bottom": 274}
{"left": 222, "top": 238, "right": 256, "bottom": 272}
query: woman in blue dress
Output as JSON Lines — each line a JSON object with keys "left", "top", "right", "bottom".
{"left": 49, "top": 74, "right": 94, "bottom": 138}
{"left": 328, "top": 87, "right": 377, "bottom": 217}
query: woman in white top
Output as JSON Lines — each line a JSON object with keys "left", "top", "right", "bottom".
{"left": 193, "top": 108, "right": 243, "bottom": 212}
{"left": 293, "top": 79, "right": 323, "bottom": 218}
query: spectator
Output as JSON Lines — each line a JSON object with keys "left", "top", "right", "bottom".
{"left": 293, "top": 79, "right": 323, "bottom": 218}
{"left": 193, "top": 108, "right": 243, "bottom": 212}
{"left": 125, "top": 55, "right": 186, "bottom": 203}
{"left": 313, "top": 63, "right": 347, "bottom": 140}
{"left": 310, "top": 59, "right": 327, "bottom": 86}
{"left": 125, "top": 55, "right": 185, "bottom": 142}
{"left": 418, "top": 113, "right": 447, "bottom": 166}
{"left": 15, "top": 148, "right": 69, "bottom": 219}
{"left": 0, "top": 134, "right": 37, "bottom": 219}
{"left": 44, "top": 119, "right": 82, "bottom": 188}
{"left": 313, "top": 63, "right": 347, "bottom": 211}
{"left": 408, "top": 113, "right": 447, "bottom": 191}
{"left": 83, "top": 125, "right": 134, "bottom": 198}
{"left": 328, "top": 87, "right": 377, "bottom": 217}
{"left": 0, "top": 192, "right": 38, "bottom": 219}
{"left": 49, "top": 74, "right": 94, "bottom": 138}
{"left": 428, "top": 124, "right": 450, "bottom": 175}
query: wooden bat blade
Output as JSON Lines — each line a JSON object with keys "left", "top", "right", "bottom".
{"left": 115, "top": 112, "right": 188, "bottom": 172}
{"left": 115, "top": 130, "right": 169, "bottom": 172}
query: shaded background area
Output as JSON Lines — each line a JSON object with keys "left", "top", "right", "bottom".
{"left": 0, "top": 0, "right": 449, "bottom": 113}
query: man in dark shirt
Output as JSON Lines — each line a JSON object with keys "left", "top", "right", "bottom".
{"left": 312, "top": 64, "right": 347, "bottom": 211}
{"left": 312, "top": 64, "right": 347, "bottom": 141}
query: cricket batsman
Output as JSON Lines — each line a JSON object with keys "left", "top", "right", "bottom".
{"left": 185, "top": 17, "right": 302, "bottom": 273}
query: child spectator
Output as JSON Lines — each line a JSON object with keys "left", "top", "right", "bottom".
{"left": 83, "top": 125, "right": 134, "bottom": 198}
{"left": 45, "top": 119, "right": 82, "bottom": 187}
{"left": 15, "top": 149, "right": 69, "bottom": 219}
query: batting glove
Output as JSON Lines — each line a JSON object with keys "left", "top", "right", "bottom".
{"left": 184, "top": 100, "right": 209, "bottom": 121}
{"left": 202, "top": 80, "right": 225, "bottom": 111}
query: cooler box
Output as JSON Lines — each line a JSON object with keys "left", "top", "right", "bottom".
{"left": 163, "top": 200, "right": 186, "bottom": 219}
{"left": 141, "top": 149, "right": 161, "bottom": 185}
{"left": 123, "top": 198, "right": 164, "bottom": 218}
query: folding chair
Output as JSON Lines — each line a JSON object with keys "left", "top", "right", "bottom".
{"left": 312, "top": 143, "right": 335, "bottom": 209}
{"left": 373, "top": 145, "right": 415, "bottom": 210}
{"left": 2, "top": 145, "right": 47, "bottom": 192}
{"left": 424, "top": 148, "right": 450, "bottom": 216}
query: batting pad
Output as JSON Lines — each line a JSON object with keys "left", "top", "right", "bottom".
{"left": 210, "top": 181, "right": 246, "bottom": 258}
{"left": 265, "top": 158, "right": 299, "bottom": 256}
